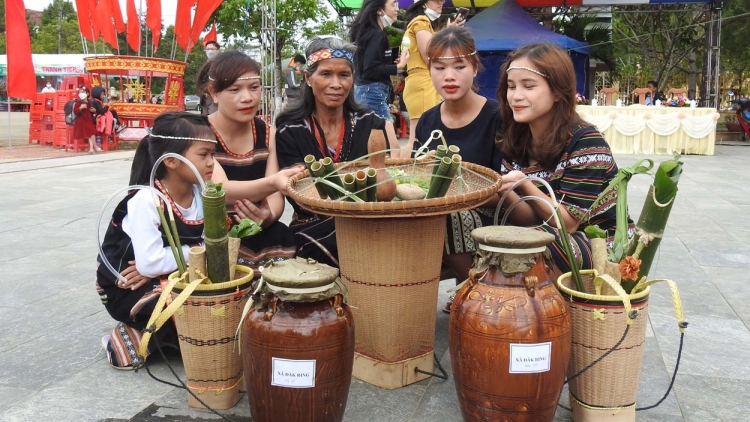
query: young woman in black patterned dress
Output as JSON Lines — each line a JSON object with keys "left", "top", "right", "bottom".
{"left": 206, "top": 51, "right": 302, "bottom": 276}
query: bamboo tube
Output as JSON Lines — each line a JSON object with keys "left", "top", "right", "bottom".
{"left": 426, "top": 156, "right": 452, "bottom": 199}
{"left": 188, "top": 246, "right": 207, "bottom": 283}
{"left": 365, "top": 168, "right": 377, "bottom": 203}
{"left": 310, "top": 161, "right": 340, "bottom": 200}
{"left": 202, "top": 183, "right": 230, "bottom": 284}
{"left": 304, "top": 154, "right": 328, "bottom": 199}
{"left": 355, "top": 170, "right": 368, "bottom": 201}
{"left": 436, "top": 154, "right": 462, "bottom": 198}
{"left": 432, "top": 145, "right": 448, "bottom": 176}
{"left": 228, "top": 237, "right": 241, "bottom": 280}
{"left": 367, "top": 129, "right": 396, "bottom": 201}
{"left": 342, "top": 173, "right": 356, "bottom": 202}
{"left": 321, "top": 157, "right": 344, "bottom": 199}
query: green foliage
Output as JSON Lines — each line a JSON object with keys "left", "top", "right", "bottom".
{"left": 229, "top": 218, "right": 263, "bottom": 239}
{"left": 0, "top": 0, "right": 5, "bottom": 33}
{"left": 0, "top": 34, "right": 5, "bottom": 55}
{"left": 30, "top": 20, "right": 85, "bottom": 53}
{"left": 552, "top": 14, "right": 617, "bottom": 76}
{"left": 41, "top": 0, "right": 77, "bottom": 25}
{"left": 385, "top": 26, "right": 404, "bottom": 48}
{"left": 214, "top": 0, "right": 339, "bottom": 95}
{"left": 720, "top": 0, "right": 750, "bottom": 94}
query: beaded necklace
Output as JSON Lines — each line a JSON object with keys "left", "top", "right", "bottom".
{"left": 309, "top": 112, "right": 355, "bottom": 162}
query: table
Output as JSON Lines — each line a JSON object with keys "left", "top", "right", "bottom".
{"left": 576, "top": 105, "right": 719, "bottom": 155}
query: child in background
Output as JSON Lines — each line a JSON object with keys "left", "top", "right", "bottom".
{"left": 96, "top": 112, "right": 216, "bottom": 369}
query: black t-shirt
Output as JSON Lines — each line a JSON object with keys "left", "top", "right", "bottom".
{"left": 413, "top": 98, "right": 503, "bottom": 169}
{"left": 353, "top": 28, "right": 397, "bottom": 86}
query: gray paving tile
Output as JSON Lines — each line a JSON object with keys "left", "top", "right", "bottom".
{"left": 676, "top": 375, "right": 750, "bottom": 422}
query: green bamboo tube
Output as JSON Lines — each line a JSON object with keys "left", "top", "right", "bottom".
{"left": 321, "top": 157, "right": 344, "bottom": 199}
{"left": 310, "top": 161, "right": 339, "bottom": 200}
{"left": 436, "top": 154, "right": 462, "bottom": 198}
{"left": 202, "top": 183, "right": 230, "bottom": 284}
{"left": 622, "top": 184, "right": 677, "bottom": 293}
{"left": 342, "top": 173, "right": 356, "bottom": 201}
{"left": 432, "top": 145, "right": 449, "bottom": 176}
{"left": 448, "top": 145, "right": 460, "bottom": 156}
{"left": 366, "top": 168, "right": 377, "bottom": 202}
{"left": 426, "top": 156, "right": 452, "bottom": 199}
{"left": 355, "top": 170, "right": 368, "bottom": 201}
{"left": 304, "top": 154, "right": 328, "bottom": 199}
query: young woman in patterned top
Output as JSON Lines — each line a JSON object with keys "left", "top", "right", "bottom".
{"left": 495, "top": 42, "right": 631, "bottom": 275}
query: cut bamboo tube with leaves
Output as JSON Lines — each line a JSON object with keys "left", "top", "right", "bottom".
{"left": 202, "top": 181, "right": 230, "bottom": 284}
{"left": 228, "top": 218, "right": 263, "bottom": 279}
{"left": 304, "top": 154, "right": 328, "bottom": 199}
{"left": 426, "top": 156, "right": 452, "bottom": 199}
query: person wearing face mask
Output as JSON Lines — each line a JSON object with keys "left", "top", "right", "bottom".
{"left": 72, "top": 86, "right": 100, "bottom": 153}
{"left": 41, "top": 82, "right": 56, "bottom": 93}
{"left": 284, "top": 54, "right": 307, "bottom": 104}
{"left": 349, "top": 0, "right": 409, "bottom": 127}
{"left": 196, "top": 41, "right": 222, "bottom": 116}
{"left": 403, "top": 0, "right": 464, "bottom": 152}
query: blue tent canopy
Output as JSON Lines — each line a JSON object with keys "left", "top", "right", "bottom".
{"left": 466, "top": 0, "right": 590, "bottom": 99}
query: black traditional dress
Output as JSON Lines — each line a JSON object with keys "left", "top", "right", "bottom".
{"left": 276, "top": 110, "right": 386, "bottom": 267}
{"left": 212, "top": 117, "right": 296, "bottom": 275}
{"left": 96, "top": 181, "right": 203, "bottom": 368}
{"left": 414, "top": 98, "right": 504, "bottom": 255}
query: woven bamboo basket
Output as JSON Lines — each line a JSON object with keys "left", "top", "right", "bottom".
{"left": 166, "top": 266, "right": 254, "bottom": 409}
{"left": 288, "top": 158, "right": 502, "bottom": 389}
{"left": 557, "top": 270, "right": 649, "bottom": 421}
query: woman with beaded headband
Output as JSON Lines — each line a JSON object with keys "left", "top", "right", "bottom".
{"left": 495, "top": 42, "right": 633, "bottom": 279}
{"left": 349, "top": 0, "right": 409, "bottom": 123}
{"left": 409, "top": 27, "right": 503, "bottom": 313}
{"left": 97, "top": 112, "right": 216, "bottom": 369}
{"left": 402, "top": 0, "right": 464, "bottom": 158}
{"left": 275, "top": 35, "right": 402, "bottom": 267}
{"left": 205, "top": 50, "right": 301, "bottom": 276}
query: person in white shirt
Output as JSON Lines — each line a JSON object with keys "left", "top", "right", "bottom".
{"left": 41, "top": 82, "right": 56, "bottom": 93}
{"left": 96, "top": 112, "right": 216, "bottom": 370}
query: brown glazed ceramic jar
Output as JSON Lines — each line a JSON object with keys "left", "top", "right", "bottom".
{"left": 449, "top": 226, "right": 572, "bottom": 421}
{"left": 241, "top": 257, "right": 355, "bottom": 422}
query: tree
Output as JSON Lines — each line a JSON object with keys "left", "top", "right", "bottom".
{"left": 720, "top": 0, "right": 750, "bottom": 97}
{"left": 213, "top": 0, "right": 338, "bottom": 99}
{"left": 613, "top": 3, "right": 708, "bottom": 97}
{"left": 552, "top": 13, "right": 617, "bottom": 77}
{"left": 40, "top": 0, "right": 77, "bottom": 25}
{"left": 31, "top": 20, "right": 86, "bottom": 53}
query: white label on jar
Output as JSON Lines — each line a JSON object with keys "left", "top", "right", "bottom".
{"left": 509, "top": 342, "right": 552, "bottom": 374}
{"left": 271, "top": 357, "right": 316, "bottom": 388}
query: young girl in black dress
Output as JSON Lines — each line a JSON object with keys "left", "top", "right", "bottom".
{"left": 97, "top": 112, "right": 216, "bottom": 369}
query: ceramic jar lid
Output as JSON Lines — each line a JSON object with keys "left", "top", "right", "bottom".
{"left": 471, "top": 226, "right": 555, "bottom": 254}
{"left": 262, "top": 257, "right": 339, "bottom": 290}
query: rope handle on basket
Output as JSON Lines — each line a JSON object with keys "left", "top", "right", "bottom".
{"left": 635, "top": 278, "right": 688, "bottom": 333}
{"left": 137, "top": 272, "right": 207, "bottom": 360}
{"left": 594, "top": 273, "right": 635, "bottom": 324}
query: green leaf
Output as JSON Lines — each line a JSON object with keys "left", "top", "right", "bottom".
{"left": 229, "top": 218, "right": 263, "bottom": 239}
{"left": 653, "top": 158, "right": 683, "bottom": 204}
{"left": 584, "top": 225, "right": 607, "bottom": 239}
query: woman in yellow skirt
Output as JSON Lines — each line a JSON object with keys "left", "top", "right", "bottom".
{"left": 402, "top": 0, "right": 464, "bottom": 152}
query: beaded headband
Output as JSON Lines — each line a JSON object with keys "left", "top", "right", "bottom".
{"left": 307, "top": 48, "right": 354, "bottom": 66}
{"left": 208, "top": 75, "right": 261, "bottom": 81}
{"left": 506, "top": 66, "right": 548, "bottom": 78}
{"left": 150, "top": 134, "right": 217, "bottom": 144}
{"left": 430, "top": 51, "right": 477, "bottom": 61}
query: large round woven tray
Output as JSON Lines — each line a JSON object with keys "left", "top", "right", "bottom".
{"left": 287, "top": 158, "right": 502, "bottom": 218}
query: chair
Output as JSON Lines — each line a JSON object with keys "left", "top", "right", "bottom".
{"left": 667, "top": 87, "right": 688, "bottom": 99}
{"left": 599, "top": 88, "right": 619, "bottom": 106}
{"left": 632, "top": 88, "right": 651, "bottom": 105}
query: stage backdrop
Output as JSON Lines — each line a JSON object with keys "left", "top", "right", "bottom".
{"left": 466, "top": 0, "right": 589, "bottom": 100}
{"left": 327, "top": 0, "right": 712, "bottom": 11}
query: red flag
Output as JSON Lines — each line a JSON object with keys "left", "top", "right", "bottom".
{"left": 126, "top": 0, "right": 140, "bottom": 53}
{"left": 87, "top": 0, "right": 102, "bottom": 41}
{"left": 97, "top": 0, "right": 119, "bottom": 50}
{"left": 5, "top": 0, "right": 36, "bottom": 100}
{"left": 204, "top": 22, "right": 217, "bottom": 45}
{"left": 74, "top": 0, "right": 94, "bottom": 40}
{"left": 174, "top": 0, "right": 196, "bottom": 51}
{"left": 146, "top": 0, "right": 162, "bottom": 52}
{"left": 190, "top": 0, "right": 222, "bottom": 49}
{"left": 111, "top": 0, "right": 126, "bottom": 32}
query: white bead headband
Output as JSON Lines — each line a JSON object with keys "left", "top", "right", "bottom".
{"left": 208, "top": 75, "right": 261, "bottom": 81}
{"left": 150, "top": 134, "right": 217, "bottom": 144}
{"left": 430, "top": 51, "right": 477, "bottom": 61}
{"left": 506, "top": 66, "right": 548, "bottom": 78}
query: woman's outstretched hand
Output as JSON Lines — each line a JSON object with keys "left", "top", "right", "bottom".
{"left": 396, "top": 50, "right": 410, "bottom": 70}
{"left": 273, "top": 166, "right": 305, "bottom": 195}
